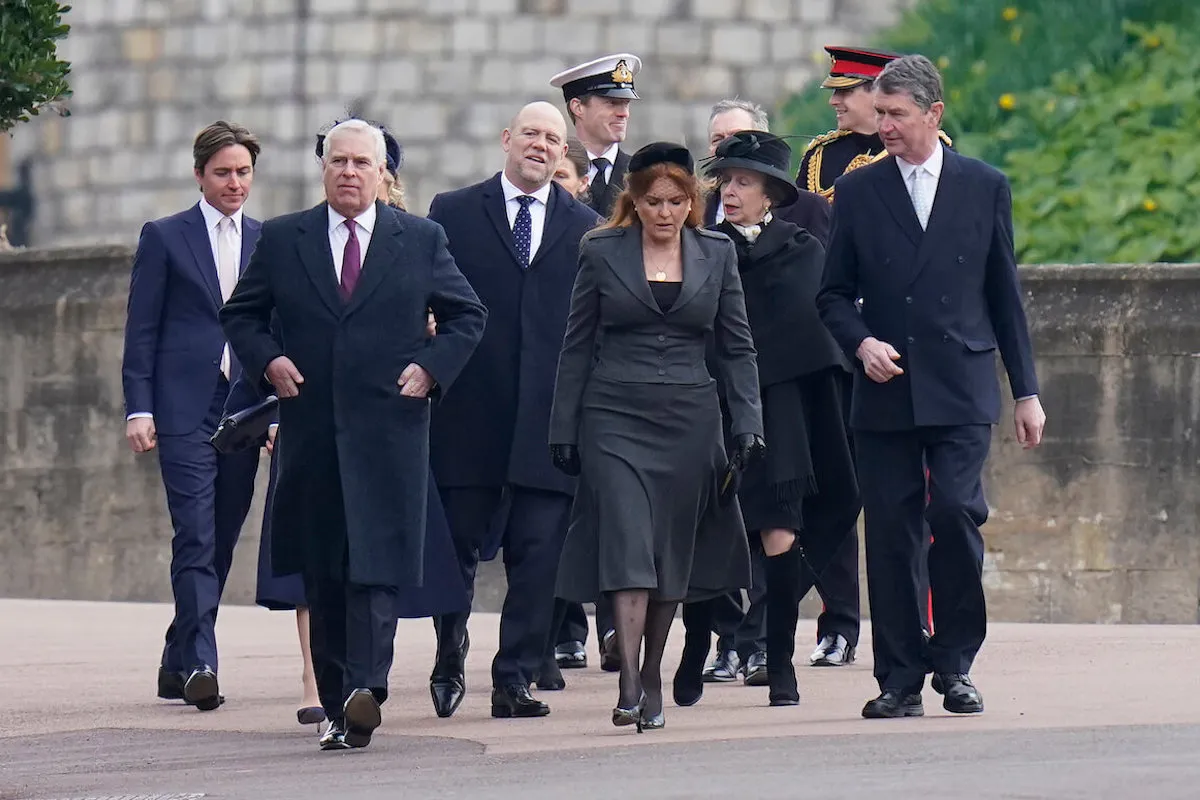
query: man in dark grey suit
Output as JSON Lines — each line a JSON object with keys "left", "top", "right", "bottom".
{"left": 221, "top": 119, "right": 486, "bottom": 751}
{"left": 817, "top": 56, "right": 1045, "bottom": 719}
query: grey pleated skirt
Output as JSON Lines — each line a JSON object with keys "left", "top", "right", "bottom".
{"left": 555, "top": 375, "right": 752, "bottom": 603}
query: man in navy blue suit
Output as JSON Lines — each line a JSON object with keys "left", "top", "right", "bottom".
{"left": 817, "top": 55, "right": 1046, "bottom": 719}
{"left": 122, "top": 120, "right": 264, "bottom": 711}
{"left": 425, "top": 101, "right": 602, "bottom": 720}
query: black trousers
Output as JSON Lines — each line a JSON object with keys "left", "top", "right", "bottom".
{"left": 855, "top": 425, "right": 991, "bottom": 694}
{"left": 556, "top": 595, "right": 616, "bottom": 650}
{"left": 681, "top": 546, "right": 767, "bottom": 661}
{"left": 437, "top": 486, "right": 572, "bottom": 687}
{"left": 303, "top": 569, "right": 399, "bottom": 723}
{"left": 157, "top": 377, "right": 259, "bottom": 674}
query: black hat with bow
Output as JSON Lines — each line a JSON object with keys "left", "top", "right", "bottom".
{"left": 705, "top": 131, "right": 799, "bottom": 207}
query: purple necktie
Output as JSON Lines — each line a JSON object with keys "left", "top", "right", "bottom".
{"left": 339, "top": 219, "right": 361, "bottom": 302}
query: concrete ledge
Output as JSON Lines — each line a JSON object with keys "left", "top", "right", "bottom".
{"left": 2, "top": 247, "right": 1198, "bottom": 621}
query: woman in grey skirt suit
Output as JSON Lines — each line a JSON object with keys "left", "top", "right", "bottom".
{"left": 549, "top": 142, "right": 765, "bottom": 732}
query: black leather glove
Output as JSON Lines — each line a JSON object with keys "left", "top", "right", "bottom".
{"left": 550, "top": 443, "right": 581, "bottom": 477}
{"left": 735, "top": 433, "right": 766, "bottom": 465}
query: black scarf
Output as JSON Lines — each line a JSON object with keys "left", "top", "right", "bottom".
{"left": 716, "top": 217, "right": 845, "bottom": 502}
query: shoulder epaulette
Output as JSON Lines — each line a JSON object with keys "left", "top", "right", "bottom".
{"left": 938, "top": 129, "right": 954, "bottom": 148}
{"left": 802, "top": 128, "right": 852, "bottom": 155}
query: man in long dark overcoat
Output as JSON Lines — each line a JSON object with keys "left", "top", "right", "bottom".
{"left": 425, "top": 102, "right": 601, "bottom": 720}
{"left": 220, "top": 119, "right": 486, "bottom": 751}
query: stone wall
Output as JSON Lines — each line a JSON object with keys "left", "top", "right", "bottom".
{"left": 2, "top": 247, "right": 1197, "bottom": 623}
{"left": 5, "top": 0, "right": 914, "bottom": 247}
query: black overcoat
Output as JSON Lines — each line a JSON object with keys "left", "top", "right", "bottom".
{"left": 220, "top": 201, "right": 487, "bottom": 587}
{"left": 427, "top": 175, "right": 601, "bottom": 496}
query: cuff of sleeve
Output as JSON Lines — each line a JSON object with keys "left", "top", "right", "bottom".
{"left": 127, "top": 412, "right": 154, "bottom": 421}
{"left": 1015, "top": 394, "right": 1038, "bottom": 401}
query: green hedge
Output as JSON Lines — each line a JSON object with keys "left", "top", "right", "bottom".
{"left": 0, "top": 1, "right": 72, "bottom": 132}
{"left": 776, "top": 0, "right": 1199, "bottom": 263}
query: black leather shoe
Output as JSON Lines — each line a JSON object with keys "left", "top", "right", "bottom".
{"left": 183, "top": 666, "right": 220, "bottom": 711}
{"left": 554, "top": 640, "right": 587, "bottom": 669}
{"left": 157, "top": 667, "right": 186, "bottom": 700}
{"left": 809, "top": 634, "right": 856, "bottom": 667}
{"left": 599, "top": 629, "right": 621, "bottom": 672}
{"left": 862, "top": 690, "right": 924, "bottom": 718}
{"left": 342, "top": 688, "right": 381, "bottom": 748}
{"left": 703, "top": 649, "right": 740, "bottom": 682}
{"left": 430, "top": 628, "right": 469, "bottom": 718}
{"left": 742, "top": 651, "right": 768, "bottom": 686}
{"left": 931, "top": 673, "right": 984, "bottom": 714}
{"left": 491, "top": 684, "right": 550, "bottom": 718}
{"left": 319, "top": 719, "right": 350, "bottom": 751}
{"left": 535, "top": 658, "right": 566, "bottom": 691}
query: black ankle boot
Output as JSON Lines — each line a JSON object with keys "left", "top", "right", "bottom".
{"left": 765, "top": 550, "right": 801, "bottom": 706}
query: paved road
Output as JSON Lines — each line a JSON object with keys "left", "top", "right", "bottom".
{"left": 2, "top": 600, "right": 1198, "bottom": 799}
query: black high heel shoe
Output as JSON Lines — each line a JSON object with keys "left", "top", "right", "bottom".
{"left": 612, "top": 692, "right": 647, "bottom": 732}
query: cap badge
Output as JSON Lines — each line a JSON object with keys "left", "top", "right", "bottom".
{"left": 611, "top": 59, "right": 634, "bottom": 86}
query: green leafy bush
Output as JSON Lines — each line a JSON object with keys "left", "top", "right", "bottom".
{"left": 776, "top": 0, "right": 1199, "bottom": 264}
{"left": 1001, "top": 22, "right": 1199, "bottom": 263}
{"left": 0, "top": 1, "right": 72, "bottom": 132}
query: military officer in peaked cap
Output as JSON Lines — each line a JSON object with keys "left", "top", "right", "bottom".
{"left": 550, "top": 53, "right": 641, "bottom": 219}
{"left": 799, "top": 46, "right": 952, "bottom": 204}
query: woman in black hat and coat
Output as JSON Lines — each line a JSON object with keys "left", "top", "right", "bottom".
{"left": 549, "top": 142, "right": 763, "bottom": 732}
{"left": 700, "top": 131, "right": 862, "bottom": 706}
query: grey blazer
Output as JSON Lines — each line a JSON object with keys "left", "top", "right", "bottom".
{"left": 549, "top": 224, "right": 763, "bottom": 445}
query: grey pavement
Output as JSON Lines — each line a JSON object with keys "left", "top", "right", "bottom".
{"left": 1, "top": 599, "right": 1198, "bottom": 799}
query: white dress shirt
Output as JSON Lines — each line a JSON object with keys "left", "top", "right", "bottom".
{"left": 500, "top": 172, "right": 551, "bottom": 263}
{"left": 585, "top": 141, "right": 620, "bottom": 186}
{"left": 895, "top": 141, "right": 943, "bottom": 229}
{"left": 327, "top": 202, "right": 377, "bottom": 281}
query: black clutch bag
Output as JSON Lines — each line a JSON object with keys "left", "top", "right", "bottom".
{"left": 209, "top": 395, "right": 278, "bottom": 454}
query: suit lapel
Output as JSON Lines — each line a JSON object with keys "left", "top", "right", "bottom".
{"left": 911, "top": 146, "right": 963, "bottom": 282}
{"left": 603, "top": 227, "right": 660, "bottom": 315}
{"left": 344, "top": 201, "right": 403, "bottom": 317}
{"left": 181, "top": 204, "right": 223, "bottom": 308}
{"left": 669, "top": 227, "right": 711, "bottom": 313}
{"left": 239, "top": 216, "right": 261, "bottom": 276}
{"left": 606, "top": 150, "right": 629, "bottom": 212}
{"left": 295, "top": 203, "right": 343, "bottom": 318}
{"left": 530, "top": 185, "right": 566, "bottom": 270}
{"left": 482, "top": 175, "right": 523, "bottom": 269}
{"left": 873, "top": 155, "right": 924, "bottom": 248}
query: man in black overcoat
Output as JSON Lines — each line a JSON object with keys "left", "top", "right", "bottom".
{"left": 817, "top": 56, "right": 1045, "bottom": 719}
{"left": 426, "top": 102, "right": 602, "bottom": 720}
{"left": 220, "top": 120, "right": 486, "bottom": 750}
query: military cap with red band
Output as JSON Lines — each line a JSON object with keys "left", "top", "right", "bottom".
{"left": 820, "top": 45, "right": 900, "bottom": 89}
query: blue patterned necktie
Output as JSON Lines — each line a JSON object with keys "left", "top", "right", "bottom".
{"left": 513, "top": 194, "right": 534, "bottom": 268}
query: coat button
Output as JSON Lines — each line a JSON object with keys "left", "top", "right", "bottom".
{"left": 657, "top": 369, "right": 666, "bottom": 376}
{"left": 942, "top": 334, "right": 950, "bottom": 342}
{"left": 657, "top": 334, "right": 666, "bottom": 342}
{"left": 941, "top": 295, "right": 950, "bottom": 304}
{"left": 957, "top": 255, "right": 965, "bottom": 263}
{"left": 884, "top": 257, "right": 891, "bottom": 265}
{"left": 907, "top": 336, "right": 915, "bottom": 344}
{"left": 905, "top": 296, "right": 913, "bottom": 304}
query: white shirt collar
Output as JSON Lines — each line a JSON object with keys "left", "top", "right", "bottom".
{"left": 585, "top": 142, "right": 620, "bottom": 165}
{"left": 328, "top": 201, "right": 378, "bottom": 235}
{"left": 896, "top": 140, "right": 944, "bottom": 181}
{"left": 199, "top": 196, "right": 244, "bottom": 234}
{"left": 500, "top": 171, "right": 552, "bottom": 206}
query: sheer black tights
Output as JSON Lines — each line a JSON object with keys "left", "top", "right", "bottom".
{"left": 609, "top": 589, "right": 678, "bottom": 716}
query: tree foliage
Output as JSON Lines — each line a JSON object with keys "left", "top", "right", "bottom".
{"left": 776, "top": 1, "right": 1200, "bottom": 263}
{"left": 0, "top": 1, "right": 72, "bottom": 133}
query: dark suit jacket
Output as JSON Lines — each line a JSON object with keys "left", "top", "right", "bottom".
{"left": 121, "top": 203, "right": 261, "bottom": 435}
{"left": 549, "top": 225, "right": 764, "bottom": 445}
{"left": 816, "top": 146, "right": 1038, "bottom": 431}
{"left": 220, "top": 200, "right": 487, "bottom": 587}
{"left": 427, "top": 174, "right": 602, "bottom": 495}
{"left": 588, "top": 149, "right": 630, "bottom": 218}
{"left": 704, "top": 190, "right": 832, "bottom": 248}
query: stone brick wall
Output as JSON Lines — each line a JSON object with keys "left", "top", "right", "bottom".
{"left": 3, "top": 247, "right": 1197, "bottom": 623}
{"left": 6, "top": 0, "right": 914, "bottom": 246}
